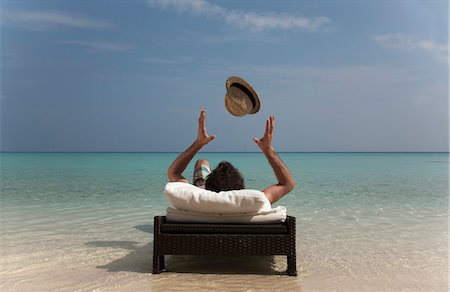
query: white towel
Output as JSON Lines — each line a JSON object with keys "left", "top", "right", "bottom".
{"left": 166, "top": 206, "right": 287, "bottom": 223}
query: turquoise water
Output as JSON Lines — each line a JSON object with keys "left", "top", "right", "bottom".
{"left": 2, "top": 152, "right": 448, "bottom": 212}
{"left": 1, "top": 152, "right": 448, "bottom": 290}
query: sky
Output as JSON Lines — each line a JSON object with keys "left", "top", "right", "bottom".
{"left": 1, "top": 0, "right": 448, "bottom": 152}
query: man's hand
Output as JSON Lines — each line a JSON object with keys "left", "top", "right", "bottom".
{"left": 253, "top": 114, "right": 295, "bottom": 204}
{"left": 253, "top": 115, "right": 274, "bottom": 152}
{"left": 196, "top": 109, "right": 216, "bottom": 147}
{"left": 167, "top": 109, "right": 215, "bottom": 183}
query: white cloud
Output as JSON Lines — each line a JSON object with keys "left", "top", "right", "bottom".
{"left": 373, "top": 33, "right": 448, "bottom": 63}
{"left": 56, "top": 40, "right": 130, "bottom": 52}
{"left": 148, "top": 0, "right": 225, "bottom": 17}
{"left": 2, "top": 9, "right": 114, "bottom": 30}
{"left": 147, "top": 0, "right": 332, "bottom": 32}
{"left": 224, "top": 12, "right": 331, "bottom": 32}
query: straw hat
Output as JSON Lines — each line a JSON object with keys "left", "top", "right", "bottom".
{"left": 225, "top": 76, "right": 260, "bottom": 117}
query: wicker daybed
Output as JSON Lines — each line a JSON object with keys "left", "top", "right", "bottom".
{"left": 152, "top": 215, "right": 297, "bottom": 276}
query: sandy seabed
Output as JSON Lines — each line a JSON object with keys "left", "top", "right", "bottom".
{"left": 2, "top": 153, "right": 448, "bottom": 291}
{"left": 1, "top": 227, "right": 447, "bottom": 292}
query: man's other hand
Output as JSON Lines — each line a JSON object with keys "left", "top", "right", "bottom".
{"left": 253, "top": 115, "right": 274, "bottom": 152}
{"left": 196, "top": 109, "right": 216, "bottom": 147}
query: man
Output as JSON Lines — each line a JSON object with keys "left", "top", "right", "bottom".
{"left": 167, "top": 109, "right": 295, "bottom": 204}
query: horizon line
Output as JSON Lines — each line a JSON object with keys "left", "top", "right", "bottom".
{"left": 1, "top": 151, "right": 449, "bottom": 154}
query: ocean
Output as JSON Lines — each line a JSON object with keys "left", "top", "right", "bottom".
{"left": 1, "top": 152, "right": 448, "bottom": 291}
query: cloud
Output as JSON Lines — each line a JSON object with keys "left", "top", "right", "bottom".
{"left": 149, "top": 0, "right": 225, "bottom": 17}
{"left": 2, "top": 9, "right": 114, "bottom": 30}
{"left": 147, "top": 0, "right": 332, "bottom": 32}
{"left": 373, "top": 33, "right": 448, "bottom": 63}
{"left": 224, "top": 12, "right": 331, "bottom": 32}
{"left": 56, "top": 40, "right": 130, "bottom": 52}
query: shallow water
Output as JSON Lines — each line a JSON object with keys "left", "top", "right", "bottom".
{"left": 0, "top": 153, "right": 448, "bottom": 291}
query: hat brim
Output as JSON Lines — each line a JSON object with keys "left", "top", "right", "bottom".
{"left": 226, "top": 76, "right": 260, "bottom": 115}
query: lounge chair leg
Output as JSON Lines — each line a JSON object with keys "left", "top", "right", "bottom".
{"left": 287, "top": 255, "right": 297, "bottom": 276}
{"left": 153, "top": 254, "right": 160, "bottom": 274}
{"left": 153, "top": 257, "right": 160, "bottom": 274}
{"left": 159, "top": 255, "right": 165, "bottom": 271}
{"left": 153, "top": 216, "right": 164, "bottom": 274}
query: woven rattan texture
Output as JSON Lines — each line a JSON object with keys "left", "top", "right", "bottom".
{"left": 153, "top": 216, "right": 297, "bottom": 276}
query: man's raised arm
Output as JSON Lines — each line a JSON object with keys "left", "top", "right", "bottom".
{"left": 167, "top": 109, "right": 216, "bottom": 183}
{"left": 253, "top": 115, "right": 295, "bottom": 203}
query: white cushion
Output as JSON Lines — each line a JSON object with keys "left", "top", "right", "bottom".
{"left": 164, "top": 182, "right": 271, "bottom": 214}
{"left": 166, "top": 206, "right": 287, "bottom": 223}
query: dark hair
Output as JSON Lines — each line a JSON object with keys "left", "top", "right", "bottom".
{"left": 205, "top": 161, "right": 245, "bottom": 192}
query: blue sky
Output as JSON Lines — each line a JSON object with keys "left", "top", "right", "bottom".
{"left": 1, "top": 0, "right": 448, "bottom": 151}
